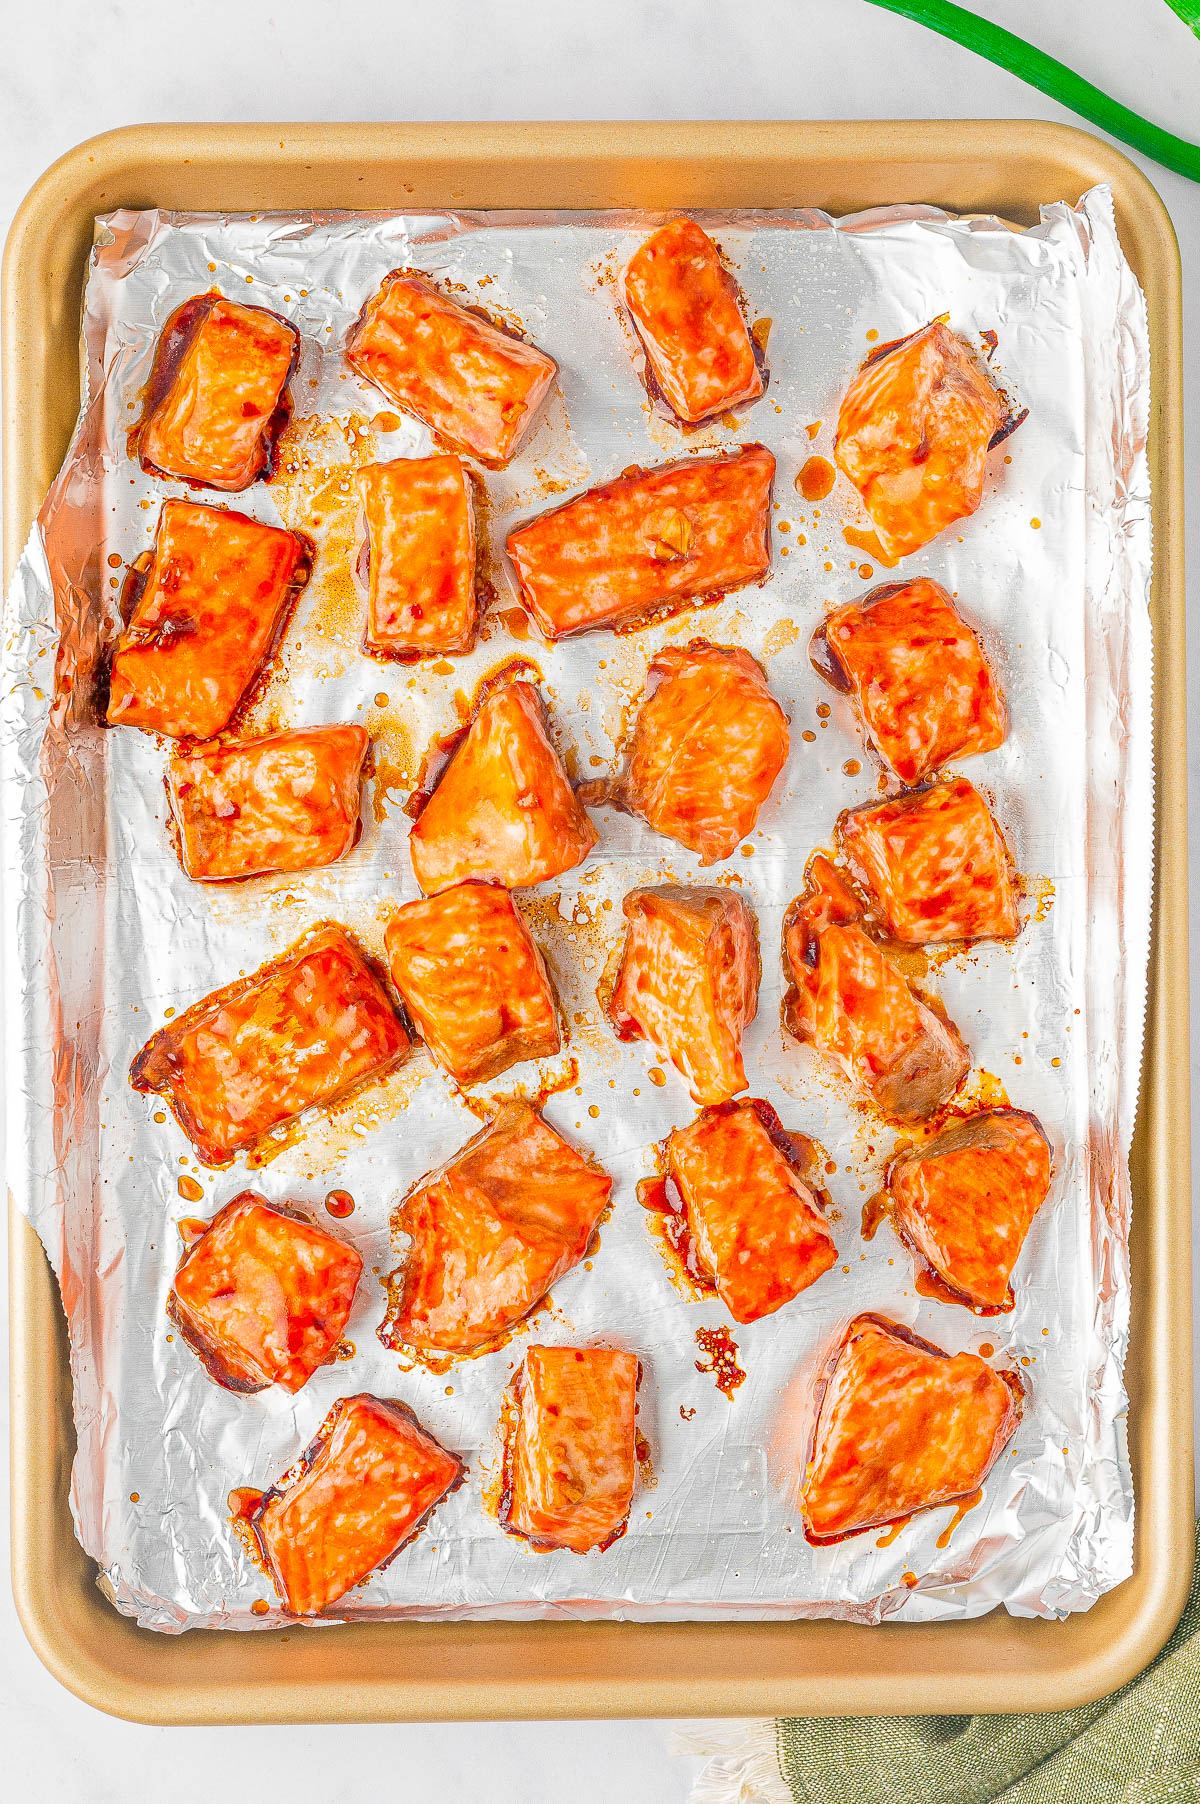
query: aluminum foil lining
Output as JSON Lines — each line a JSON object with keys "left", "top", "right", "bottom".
{"left": 0, "top": 187, "right": 1152, "bottom": 1631}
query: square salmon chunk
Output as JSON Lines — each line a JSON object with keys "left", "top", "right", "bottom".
{"left": 169, "top": 1193, "right": 362, "bottom": 1393}
{"left": 607, "top": 885, "right": 759, "bottom": 1106}
{"left": 107, "top": 500, "right": 309, "bottom": 739}
{"left": 249, "top": 1395, "right": 462, "bottom": 1614}
{"left": 347, "top": 271, "right": 556, "bottom": 466}
{"left": 610, "top": 640, "right": 789, "bottom": 863}
{"left": 664, "top": 1102, "right": 836, "bottom": 1324}
{"left": 834, "top": 322, "right": 1008, "bottom": 559}
{"left": 130, "top": 924, "right": 410, "bottom": 1166}
{"left": 838, "top": 779, "right": 1018, "bottom": 944}
{"left": 380, "top": 1101, "right": 611, "bottom": 1355}
{"left": 506, "top": 445, "right": 774, "bottom": 638}
{"left": 134, "top": 292, "right": 298, "bottom": 491}
{"left": 812, "top": 578, "right": 1006, "bottom": 784}
{"left": 167, "top": 725, "right": 368, "bottom": 881}
{"left": 782, "top": 854, "right": 968, "bottom": 1121}
{"left": 884, "top": 1109, "right": 1052, "bottom": 1309}
{"left": 408, "top": 678, "right": 597, "bottom": 893}
{"left": 358, "top": 455, "right": 477, "bottom": 658}
{"left": 801, "top": 1314, "right": 1024, "bottom": 1543}
{"left": 385, "top": 881, "right": 561, "bottom": 1086}
{"left": 622, "top": 217, "right": 763, "bottom": 423}
{"left": 501, "top": 1346, "right": 639, "bottom": 1553}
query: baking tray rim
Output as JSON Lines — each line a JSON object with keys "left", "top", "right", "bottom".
{"left": 2, "top": 117, "right": 1191, "bottom": 1723}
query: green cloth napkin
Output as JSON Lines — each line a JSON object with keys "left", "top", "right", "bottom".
{"left": 773, "top": 1519, "right": 1200, "bottom": 1803}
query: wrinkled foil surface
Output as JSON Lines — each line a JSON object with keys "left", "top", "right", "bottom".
{"left": 0, "top": 188, "right": 1152, "bottom": 1630}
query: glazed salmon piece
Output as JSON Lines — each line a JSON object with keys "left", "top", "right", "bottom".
{"left": 385, "top": 881, "right": 561, "bottom": 1086}
{"left": 622, "top": 217, "right": 763, "bottom": 423}
{"left": 613, "top": 641, "right": 789, "bottom": 863}
{"left": 358, "top": 455, "right": 477, "bottom": 658}
{"left": 135, "top": 293, "right": 299, "bottom": 491}
{"left": 802, "top": 1314, "right": 1023, "bottom": 1543}
{"left": 167, "top": 725, "right": 368, "bottom": 881}
{"left": 608, "top": 885, "right": 759, "bottom": 1106}
{"left": 346, "top": 271, "right": 557, "bottom": 467}
{"left": 834, "top": 323, "right": 1007, "bottom": 559}
{"left": 506, "top": 445, "right": 774, "bottom": 639}
{"left": 250, "top": 1395, "right": 463, "bottom": 1614}
{"left": 130, "top": 924, "right": 410, "bottom": 1166}
{"left": 107, "top": 501, "right": 308, "bottom": 739}
{"left": 169, "top": 1193, "right": 362, "bottom": 1393}
{"left": 502, "top": 1346, "right": 640, "bottom": 1554}
{"left": 782, "top": 855, "right": 968, "bottom": 1121}
{"left": 812, "top": 578, "right": 1006, "bottom": 784}
{"left": 838, "top": 779, "right": 1019, "bottom": 944}
{"left": 884, "top": 1109, "right": 1052, "bottom": 1308}
{"left": 665, "top": 1102, "right": 836, "bottom": 1323}
{"left": 380, "top": 1102, "right": 611, "bottom": 1354}
{"left": 408, "top": 678, "right": 597, "bottom": 893}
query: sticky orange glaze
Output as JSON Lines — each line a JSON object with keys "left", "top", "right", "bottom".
{"left": 130, "top": 924, "right": 410, "bottom": 1166}
{"left": 168, "top": 1192, "right": 362, "bottom": 1393}
{"left": 797, "top": 456, "right": 835, "bottom": 502}
{"left": 608, "top": 885, "right": 759, "bottom": 1105}
{"left": 782, "top": 854, "right": 968, "bottom": 1122}
{"left": 666, "top": 1102, "right": 836, "bottom": 1324}
{"left": 358, "top": 455, "right": 478, "bottom": 658}
{"left": 379, "top": 1101, "right": 611, "bottom": 1355}
{"left": 838, "top": 779, "right": 1019, "bottom": 944}
{"left": 621, "top": 218, "right": 763, "bottom": 424}
{"left": 617, "top": 640, "right": 789, "bottom": 863}
{"left": 251, "top": 1395, "right": 463, "bottom": 1614}
{"left": 167, "top": 724, "right": 368, "bottom": 881}
{"left": 107, "top": 501, "right": 308, "bottom": 739}
{"left": 346, "top": 271, "right": 557, "bottom": 467}
{"left": 812, "top": 578, "right": 1006, "bottom": 784}
{"left": 694, "top": 1324, "right": 747, "bottom": 1399}
{"left": 408, "top": 678, "right": 597, "bottom": 893}
{"left": 886, "top": 1109, "right": 1052, "bottom": 1308}
{"left": 134, "top": 293, "right": 299, "bottom": 491}
{"left": 385, "top": 880, "right": 561, "bottom": 1086}
{"left": 501, "top": 1346, "right": 639, "bottom": 1553}
{"left": 834, "top": 323, "right": 1007, "bottom": 559}
{"left": 802, "top": 1314, "right": 1023, "bottom": 1543}
{"left": 506, "top": 445, "right": 774, "bottom": 639}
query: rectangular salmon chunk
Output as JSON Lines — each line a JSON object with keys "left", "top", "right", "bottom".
{"left": 885, "top": 1109, "right": 1052, "bottom": 1308}
{"left": 782, "top": 854, "right": 969, "bottom": 1121}
{"left": 131, "top": 924, "right": 410, "bottom": 1165}
{"left": 506, "top": 445, "right": 774, "bottom": 638}
{"left": 834, "top": 322, "right": 1007, "bottom": 559}
{"left": 135, "top": 292, "right": 298, "bottom": 491}
{"left": 380, "top": 1102, "right": 611, "bottom": 1354}
{"left": 812, "top": 578, "right": 1006, "bottom": 784}
{"left": 347, "top": 271, "right": 557, "bottom": 466}
{"left": 250, "top": 1395, "right": 462, "bottom": 1614}
{"left": 385, "top": 881, "right": 560, "bottom": 1086}
{"left": 608, "top": 885, "right": 759, "bottom": 1105}
{"left": 622, "top": 217, "right": 763, "bottom": 424}
{"left": 169, "top": 1193, "right": 362, "bottom": 1393}
{"left": 502, "top": 1346, "right": 639, "bottom": 1553}
{"left": 838, "top": 779, "right": 1019, "bottom": 944}
{"left": 665, "top": 1102, "right": 836, "bottom": 1323}
{"left": 167, "top": 725, "right": 368, "bottom": 880}
{"left": 359, "top": 455, "right": 478, "bottom": 658}
{"left": 107, "top": 500, "right": 308, "bottom": 739}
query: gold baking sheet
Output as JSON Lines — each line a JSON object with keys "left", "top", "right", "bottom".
{"left": 2, "top": 119, "right": 1190, "bottom": 1721}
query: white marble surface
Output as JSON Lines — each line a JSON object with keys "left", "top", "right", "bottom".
{"left": 1, "top": 2, "right": 1196, "bottom": 1798}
